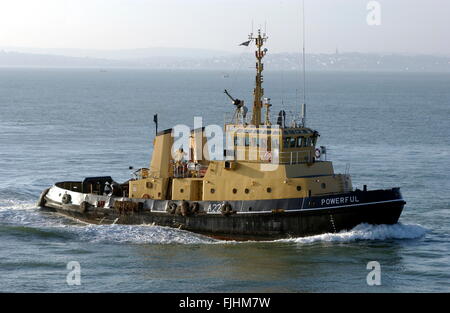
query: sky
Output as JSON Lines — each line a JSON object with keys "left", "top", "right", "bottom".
{"left": 0, "top": 0, "right": 449, "bottom": 55}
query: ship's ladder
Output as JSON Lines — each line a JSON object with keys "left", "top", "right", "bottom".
{"left": 329, "top": 214, "right": 337, "bottom": 233}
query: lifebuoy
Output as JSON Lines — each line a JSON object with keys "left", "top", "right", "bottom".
{"left": 61, "top": 193, "right": 71, "bottom": 204}
{"left": 142, "top": 194, "right": 151, "bottom": 199}
{"left": 315, "top": 148, "right": 321, "bottom": 159}
{"left": 263, "top": 151, "right": 272, "bottom": 162}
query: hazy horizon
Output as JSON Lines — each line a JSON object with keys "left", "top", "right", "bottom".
{"left": 0, "top": 0, "right": 449, "bottom": 56}
{"left": 2, "top": 46, "right": 450, "bottom": 58}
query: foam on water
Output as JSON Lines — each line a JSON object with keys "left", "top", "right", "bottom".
{"left": 0, "top": 199, "right": 40, "bottom": 225}
{"left": 0, "top": 199, "right": 36, "bottom": 211}
{"left": 0, "top": 198, "right": 219, "bottom": 244}
{"left": 68, "top": 224, "right": 219, "bottom": 244}
{"left": 275, "top": 223, "right": 427, "bottom": 244}
{"left": 0, "top": 198, "right": 72, "bottom": 228}
{"left": 62, "top": 222, "right": 427, "bottom": 245}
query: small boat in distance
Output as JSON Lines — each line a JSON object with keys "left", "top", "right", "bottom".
{"left": 38, "top": 30, "right": 405, "bottom": 240}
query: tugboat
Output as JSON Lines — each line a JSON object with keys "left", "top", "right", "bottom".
{"left": 38, "top": 30, "right": 405, "bottom": 240}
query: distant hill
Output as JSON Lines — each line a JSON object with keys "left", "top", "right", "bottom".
{"left": 0, "top": 47, "right": 234, "bottom": 60}
{"left": 1, "top": 48, "right": 449, "bottom": 72}
{"left": 0, "top": 50, "right": 133, "bottom": 68}
{"left": 265, "top": 52, "right": 450, "bottom": 72}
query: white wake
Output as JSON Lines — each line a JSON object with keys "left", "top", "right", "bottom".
{"left": 275, "top": 223, "right": 427, "bottom": 244}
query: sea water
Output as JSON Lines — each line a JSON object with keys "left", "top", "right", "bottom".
{"left": 0, "top": 69, "right": 448, "bottom": 292}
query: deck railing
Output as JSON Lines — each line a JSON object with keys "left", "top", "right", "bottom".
{"left": 278, "top": 150, "right": 312, "bottom": 164}
{"left": 227, "top": 149, "right": 314, "bottom": 165}
{"left": 172, "top": 162, "right": 208, "bottom": 178}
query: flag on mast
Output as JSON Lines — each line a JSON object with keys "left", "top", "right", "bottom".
{"left": 239, "top": 40, "right": 251, "bottom": 46}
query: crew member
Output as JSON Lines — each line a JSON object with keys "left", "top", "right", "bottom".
{"left": 174, "top": 148, "right": 187, "bottom": 177}
{"left": 104, "top": 182, "right": 112, "bottom": 196}
{"left": 174, "top": 148, "right": 187, "bottom": 163}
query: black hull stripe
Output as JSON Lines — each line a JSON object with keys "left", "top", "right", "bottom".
{"left": 44, "top": 198, "right": 405, "bottom": 215}
{"left": 228, "top": 199, "right": 405, "bottom": 214}
{"left": 296, "top": 199, "right": 405, "bottom": 212}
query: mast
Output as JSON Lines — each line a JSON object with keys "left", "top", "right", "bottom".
{"left": 301, "top": 0, "right": 307, "bottom": 127}
{"left": 249, "top": 29, "right": 268, "bottom": 126}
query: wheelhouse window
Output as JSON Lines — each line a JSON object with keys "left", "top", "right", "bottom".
{"left": 297, "top": 137, "right": 303, "bottom": 147}
{"left": 283, "top": 137, "right": 291, "bottom": 149}
{"left": 235, "top": 135, "right": 244, "bottom": 146}
{"left": 272, "top": 138, "right": 279, "bottom": 150}
{"left": 250, "top": 137, "right": 258, "bottom": 147}
{"left": 289, "top": 137, "right": 296, "bottom": 148}
{"left": 259, "top": 136, "right": 268, "bottom": 149}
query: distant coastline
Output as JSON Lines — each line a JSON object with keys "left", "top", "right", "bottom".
{"left": 1, "top": 48, "right": 450, "bottom": 72}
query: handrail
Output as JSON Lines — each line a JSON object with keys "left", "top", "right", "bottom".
{"left": 277, "top": 150, "right": 312, "bottom": 164}
{"left": 172, "top": 161, "right": 208, "bottom": 178}
{"left": 224, "top": 112, "right": 302, "bottom": 127}
{"left": 225, "top": 148, "right": 315, "bottom": 164}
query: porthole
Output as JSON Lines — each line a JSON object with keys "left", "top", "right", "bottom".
{"left": 296, "top": 186, "right": 302, "bottom": 191}
{"left": 232, "top": 188, "right": 237, "bottom": 194}
{"left": 245, "top": 188, "right": 250, "bottom": 194}
{"left": 321, "top": 183, "right": 326, "bottom": 189}
{"left": 210, "top": 188, "right": 215, "bottom": 194}
{"left": 266, "top": 187, "right": 272, "bottom": 193}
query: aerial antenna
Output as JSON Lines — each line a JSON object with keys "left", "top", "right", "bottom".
{"left": 301, "top": 0, "right": 307, "bottom": 127}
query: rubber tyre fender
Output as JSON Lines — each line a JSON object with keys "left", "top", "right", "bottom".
{"left": 62, "top": 193, "right": 72, "bottom": 204}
